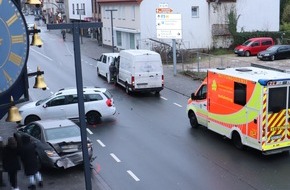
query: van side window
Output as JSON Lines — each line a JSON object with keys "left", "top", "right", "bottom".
{"left": 85, "top": 94, "right": 103, "bottom": 102}
{"left": 234, "top": 82, "right": 246, "bottom": 106}
{"left": 47, "top": 96, "right": 65, "bottom": 107}
{"left": 252, "top": 42, "right": 259, "bottom": 47}
{"left": 196, "top": 85, "right": 207, "bottom": 100}
{"left": 102, "top": 55, "right": 107, "bottom": 63}
{"left": 262, "top": 40, "right": 272, "bottom": 46}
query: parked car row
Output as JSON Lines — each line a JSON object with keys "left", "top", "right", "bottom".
{"left": 234, "top": 37, "right": 290, "bottom": 61}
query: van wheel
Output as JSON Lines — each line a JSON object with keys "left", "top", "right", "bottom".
{"left": 25, "top": 115, "right": 40, "bottom": 125}
{"left": 232, "top": 132, "right": 244, "bottom": 150}
{"left": 244, "top": 51, "right": 250, "bottom": 57}
{"left": 271, "top": 55, "right": 275, "bottom": 61}
{"left": 188, "top": 111, "right": 198, "bottom": 128}
{"left": 86, "top": 111, "right": 101, "bottom": 125}
{"left": 125, "top": 83, "right": 131, "bottom": 95}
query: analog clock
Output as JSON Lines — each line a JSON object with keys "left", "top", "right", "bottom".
{"left": 0, "top": 0, "right": 29, "bottom": 94}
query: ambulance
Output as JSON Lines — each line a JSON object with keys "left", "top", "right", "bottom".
{"left": 187, "top": 67, "right": 290, "bottom": 155}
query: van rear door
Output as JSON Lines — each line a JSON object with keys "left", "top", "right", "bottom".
{"left": 134, "top": 58, "right": 163, "bottom": 90}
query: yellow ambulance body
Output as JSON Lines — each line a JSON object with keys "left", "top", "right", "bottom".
{"left": 187, "top": 67, "right": 290, "bottom": 154}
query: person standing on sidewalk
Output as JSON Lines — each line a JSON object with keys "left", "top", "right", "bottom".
{"left": 2, "top": 137, "right": 21, "bottom": 190}
{"left": 18, "top": 135, "right": 43, "bottom": 190}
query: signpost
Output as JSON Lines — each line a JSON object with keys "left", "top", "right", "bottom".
{"left": 156, "top": 5, "right": 182, "bottom": 76}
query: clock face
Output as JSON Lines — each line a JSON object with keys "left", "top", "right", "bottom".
{"left": 0, "top": 0, "right": 29, "bottom": 93}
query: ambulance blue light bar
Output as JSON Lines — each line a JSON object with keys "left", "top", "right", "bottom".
{"left": 258, "top": 79, "right": 290, "bottom": 86}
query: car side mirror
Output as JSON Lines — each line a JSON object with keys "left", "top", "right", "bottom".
{"left": 43, "top": 104, "right": 47, "bottom": 108}
{"left": 191, "top": 93, "right": 197, "bottom": 100}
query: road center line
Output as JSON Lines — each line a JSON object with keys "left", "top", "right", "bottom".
{"left": 160, "top": 96, "right": 168, "bottom": 100}
{"left": 173, "top": 103, "right": 182, "bottom": 107}
{"left": 97, "top": 139, "right": 106, "bottom": 147}
{"left": 86, "top": 128, "right": 93, "bottom": 135}
{"left": 30, "top": 48, "right": 53, "bottom": 61}
{"left": 110, "top": 153, "right": 121, "bottom": 162}
{"left": 127, "top": 170, "right": 140, "bottom": 181}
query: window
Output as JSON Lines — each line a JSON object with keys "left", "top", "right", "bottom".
{"left": 234, "top": 82, "right": 246, "bottom": 106}
{"left": 262, "top": 40, "right": 272, "bottom": 46}
{"left": 66, "top": 95, "right": 78, "bottom": 104}
{"left": 47, "top": 96, "right": 65, "bottom": 107}
{"left": 117, "top": 31, "right": 122, "bottom": 46}
{"left": 81, "top": 3, "right": 85, "bottom": 15}
{"left": 77, "top": 4, "right": 79, "bottom": 14}
{"left": 191, "top": 6, "right": 199, "bottom": 18}
{"left": 131, "top": 5, "right": 135, "bottom": 20}
{"left": 130, "top": 33, "right": 135, "bottom": 49}
{"left": 196, "top": 85, "right": 207, "bottom": 100}
{"left": 268, "top": 87, "right": 287, "bottom": 113}
{"left": 85, "top": 94, "right": 103, "bottom": 102}
{"left": 72, "top": 4, "right": 75, "bottom": 14}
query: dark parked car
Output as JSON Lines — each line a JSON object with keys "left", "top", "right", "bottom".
{"left": 16, "top": 119, "right": 93, "bottom": 169}
{"left": 257, "top": 45, "right": 290, "bottom": 61}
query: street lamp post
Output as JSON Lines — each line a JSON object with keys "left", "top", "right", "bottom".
{"left": 106, "top": 9, "right": 117, "bottom": 52}
{"left": 47, "top": 21, "right": 103, "bottom": 190}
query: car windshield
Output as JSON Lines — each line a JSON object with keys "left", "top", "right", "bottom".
{"left": 242, "top": 40, "right": 252, "bottom": 46}
{"left": 267, "top": 46, "right": 279, "bottom": 51}
{"left": 35, "top": 96, "right": 52, "bottom": 106}
{"left": 45, "top": 125, "right": 80, "bottom": 141}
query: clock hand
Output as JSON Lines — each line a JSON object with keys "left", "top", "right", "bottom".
{"left": 0, "top": 38, "right": 2, "bottom": 45}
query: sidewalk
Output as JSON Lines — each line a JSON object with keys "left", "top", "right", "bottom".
{"left": 0, "top": 30, "right": 200, "bottom": 189}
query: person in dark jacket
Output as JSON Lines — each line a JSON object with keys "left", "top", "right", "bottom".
{"left": 2, "top": 137, "right": 21, "bottom": 190}
{"left": 18, "top": 135, "right": 43, "bottom": 190}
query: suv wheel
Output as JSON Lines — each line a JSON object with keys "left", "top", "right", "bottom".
{"left": 86, "top": 111, "right": 101, "bottom": 125}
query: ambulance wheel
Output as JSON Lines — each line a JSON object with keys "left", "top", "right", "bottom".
{"left": 232, "top": 132, "right": 244, "bottom": 150}
{"left": 189, "top": 111, "right": 198, "bottom": 128}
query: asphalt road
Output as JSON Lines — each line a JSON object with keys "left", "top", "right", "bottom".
{"left": 2, "top": 15, "right": 290, "bottom": 190}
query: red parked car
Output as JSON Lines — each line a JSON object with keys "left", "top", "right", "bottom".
{"left": 234, "top": 37, "right": 274, "bottom": 56}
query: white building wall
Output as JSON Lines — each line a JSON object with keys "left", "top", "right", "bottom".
{"left": 68, "top": 0, "right": 92, "bottom": 21}
{"left": 140, "top": 0, "right": 211, "bottom": 50}
{"left": 101, "top": 3, "right": 141, "bottom": 50}
{"left": 236, "top": 0, "right": 280, "bottom": 32}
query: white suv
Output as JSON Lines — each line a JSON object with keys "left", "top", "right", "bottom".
{"left": 19, "top": 87, "right": 116, "bottom": 125}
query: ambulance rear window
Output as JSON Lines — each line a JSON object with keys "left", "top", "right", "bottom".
{"left": 234, "top": 82, "right": 246, "bottom": 106}
{"left": 268, "top": 87, "right": 287, "bottom": 113}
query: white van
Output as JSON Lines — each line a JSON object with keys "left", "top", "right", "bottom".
{"left": 116, "top": 49, "right": 164, "bottom": 94}
{"left": 96, "top": 53, "right": 119, "bottom": 82}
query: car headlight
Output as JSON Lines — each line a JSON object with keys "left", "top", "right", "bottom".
{"left": 45, "top": 150, "right": 58, "bottom": 157}
{"left": 239, "top": 48, "right": 244, "bottom": 51}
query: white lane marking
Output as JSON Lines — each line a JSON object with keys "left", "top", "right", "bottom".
{"left": 110, "top": 153, "right": 121, "bottom": 163}
{"left": 30, "top": 48, "right": 53, "bottom": 61}
{"left": 127, "top": 170, "right": 140, "bottom": 181}
{"left": 97, "top": 139, "right": 106, "bottom": 147}
{"left": 86, "top": 128, "right": 93, "bottom": 135}
{"left": 173, "top": 103, "right": 182, "bottom": 107}
{"left": 160, "top": 96, "right": 168, "bottom": 100}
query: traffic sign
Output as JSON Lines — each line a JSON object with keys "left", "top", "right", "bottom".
{"left": 156, "top": 13, "right": 182, "bottom": 39}
{"left": 156, "top": 8, "right": 173, "bottom": 14}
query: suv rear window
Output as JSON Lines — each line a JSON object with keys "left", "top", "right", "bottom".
{"left": 103, "top": 90, "right": 112, "bottom": 99}
{"left": 85, "top": 94, "right": 103, "bottom": 102}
